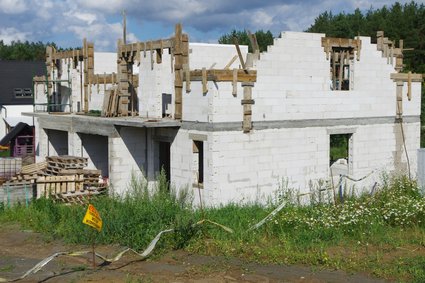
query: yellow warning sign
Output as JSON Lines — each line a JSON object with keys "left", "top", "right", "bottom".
{"left": 82, "top": 204, "right": 102, "bottom": 232}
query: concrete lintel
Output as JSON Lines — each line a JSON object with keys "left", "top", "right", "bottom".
{"left": 182, "top": 116, "right": 420, "bottom": 132}
{"left": 23, "top": 112, "right": 181, "bottom": 137}
{"left": 38, "top": 116, "right": 72, "bottom": 132}
{"left": 189, "top": 133, "right": 208, "bottom": 141}
{"left": 327, "top": 127, "right": 357, "bottom": 135}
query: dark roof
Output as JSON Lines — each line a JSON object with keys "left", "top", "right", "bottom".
{"left": 0, "top": 60, "right": 45, "bottom": 105}
{"left": 0, "top": 122, "right": 32, "bottom": 146}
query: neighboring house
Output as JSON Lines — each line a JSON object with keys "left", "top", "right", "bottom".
{"left": 0, "top": 60, "right": 44, "bottom": 138}
{"left": 27, "top": 27, "right": 423, "bottom": 206}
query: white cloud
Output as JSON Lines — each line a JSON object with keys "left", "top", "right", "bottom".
{"left": 0, "top": 27, "right": 28, "bottom": 43}
{"left": 65, "top": 11, "right": 97, "bottom": 25}
{"left": 68, "top": 22, "right": 138, "bottom": 51}
{"left": 1, "top": 0, "right": 425, "bottom": 50}
{"left": 0, "top": 0, "right": 27, "bottom": 14}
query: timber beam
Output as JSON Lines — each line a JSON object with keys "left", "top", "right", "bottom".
{"left": 119, "top": 39, "right": 174, "bottom": 57}
{"left": 183, "top": 69, "right": 257, "bottom": 83}
{"left": 390, "top": 73, "right": 423, "bottom": 82}
{"left": 322, "top": 37, "right": 362, "bottom": 61}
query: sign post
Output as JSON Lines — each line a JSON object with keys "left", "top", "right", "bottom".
{"left": 82, "top": 204, "right": 103, "bottom": 269}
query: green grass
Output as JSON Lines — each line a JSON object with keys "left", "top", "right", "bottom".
{"left": 1, "top": 173, "right": 425, "bottom": 282}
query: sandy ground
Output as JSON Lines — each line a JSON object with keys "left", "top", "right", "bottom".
{"left": 0, "top": 224, "right": 389, "bottom": 283}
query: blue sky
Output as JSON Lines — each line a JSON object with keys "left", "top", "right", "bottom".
{"left": 0, "top": 0, "right": 423, "bottom": 51}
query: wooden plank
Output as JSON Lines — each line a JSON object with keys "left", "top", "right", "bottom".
{"left": 174, "top": 23, "right": 183, "bottom": 120}
{"left": 242, "top": 83, "right": 254, "bottom": 133}
{"left": 224, "top": 55, "right": 238, "bottom": 70}
{"left": 101, "top": 90, "right": 111, "bottom": 117}
{"left": 241, "top": 99, "right": 255, "bottom": 105}
{"left": 321, "top": 37, "right": 361, "bottom": 49}
{"left": 390, "top": 73, "right": 422, "bottom": 82}
{"left": 338, "top": 51, "right": 344, "bottom": 91}
{"left": 119, "top": 38, "right": 174, "bottom": 55}
{"left": 233, "top": 37, "right": 246, "bottom": 71}
{"left": 184, "top": 69, "right": 257, "bottom": 83}
{"left": 184, "top": 65, "right": 191, "bottom": 93}
{"left": 232, "top": 68, "right": 238, "bottom": 97}
{"left": 202, "top": 67, "right": 208, "bottom": 94}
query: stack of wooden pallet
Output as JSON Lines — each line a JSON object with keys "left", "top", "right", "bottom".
{"left": 2, "top": 156, "right": 107, "bottom": 205}
{"left": 45, "top": 156, "right": 88, "bottom": 175}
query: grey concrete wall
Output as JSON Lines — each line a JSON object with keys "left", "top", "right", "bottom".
{"left": 47, "top": 129, "right": 68, "bottom": 156}
{"left": 108, "top": 127, "right": 150, "bottom": 195}
{"left": 80, "top": 133, "right": 108, "bottom": 176}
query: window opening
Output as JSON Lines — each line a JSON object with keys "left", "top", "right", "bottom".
{"left": 330, "top": 48, "right": 353, "bottom": 91}
{"left": 329, "top": 134, "right": 352, "bottom": 176}
{"left": 193, "top": 140, "right": 204, "bottom": 187}
{"left": 14, "top": 88, "right": 33, "bottom": 98}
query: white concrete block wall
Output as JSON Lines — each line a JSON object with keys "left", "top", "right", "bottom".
{"left": 138, "top": 51, "right": 174, "bottom": 119}
{"left": 179, "top": 32, "right": 421, "bottom": 123}
{"left": 171, "top": 129, "right": 212, "bottom": 206}
{"left": 80, "top": 133, "right": 108, "bottom": 175}
{"left": 94, "top": 53, "right": 117, "bottom": 73}
{"left": 35, "top": 123, "right": 47, "bottom": 163}
{"left": 185, "top": 44, "right": 248, "bottom": 123}
{"left": 341, "top": 121, "right": 420, "bottom": 193}
{"left": 108, "top": 127, "right": 148, "bottom": 195}
{"left": 207, "top": 128, "right": 328, "bottom": 205}
{"left": 68, "top": 132, "right": 82, "bottom": 157}
{"left": 202, "top": 121, "right": 420, "bottom": 206}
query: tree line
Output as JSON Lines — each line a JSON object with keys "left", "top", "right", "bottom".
{"left": 0, "top": 40, "right": 54, "bottom": 61}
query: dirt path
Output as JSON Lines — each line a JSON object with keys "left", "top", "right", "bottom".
{"left": 0, "top": 225, "right": 389, "bottom": 283}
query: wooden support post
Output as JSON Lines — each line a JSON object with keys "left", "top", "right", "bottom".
{"left": 407, "top": 71, "right": 412, "bottom": 101}
{"left": 135, "top": 42, "right": 141, "bottom": 66}
{"left": 241, "top": 82, "right": 254, "bottom": 133}
{"left": 174, "top": 23, "right": 183, "bottom": 120}
{"left": 224, "top": 55, "right": 238, "bottom": 70}
{"left": 46, "top": 46, "right": 53, "bottom": 97}
{"left": 202, "top": 67, "right": 208, "bottom": 94}
{"left": 247, "top": 30, "right": 260, "bottom": 59}
{"left": 184, "top": 65, "right": 191, "bottom": 93}
{"left": 232, "top": 68, "right": 238, "bottom": 97}
{"left": 83, "top": 38, "right": 89, "bottom": 113}
{"left": 233, "top": 37, "right": 246, "bottom": 71}
{"left": 325, "top": 39, "right": 330, "bottom": 60}
{"left": 396, "top": 81, "right": 403, "bottom": 118}
{"left": 149, "top": 41, "right": 154, "bottom": 70}
{"left": 338, "top": 51, "right": 344, "bottom": 90}
{"left": 332, "top": 51, "right": 337, "bottom": 90}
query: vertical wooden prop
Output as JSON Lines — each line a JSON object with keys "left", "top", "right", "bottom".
{"left": 83, "top": 38, "right": 89, "bottom": 113}
{"left": 174, "top": 24, "right": 183, "bottom": 119}
{"left": 396, "top": 81, "right": 403, "bottom": 118}
{"left": 242, "top": 82, "right": 254, "bottom": 133}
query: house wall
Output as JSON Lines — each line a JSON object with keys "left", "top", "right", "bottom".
{"left": 186, "top": 33, "right": 420, "bottom": 124}
{"left": 108, "top": 127, "right": 149, "bottom": 195}
{"left": 47, "top": 129, "right": 68, "bottom": 156}
{"left": 80, "top": 133, "right": 109, "bottom": 175}
{"left": 195, "top": 121, "right": 418, "bottom": 206}
{"left": 30, "top": 31, "right": 422, "bottom": 206}
{"left": 137, "top": 43, "right": 248, "bottom": 121}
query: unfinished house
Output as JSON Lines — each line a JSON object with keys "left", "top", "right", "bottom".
{"left": 26, "top": 25, "right": 423, "bottom": 205}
